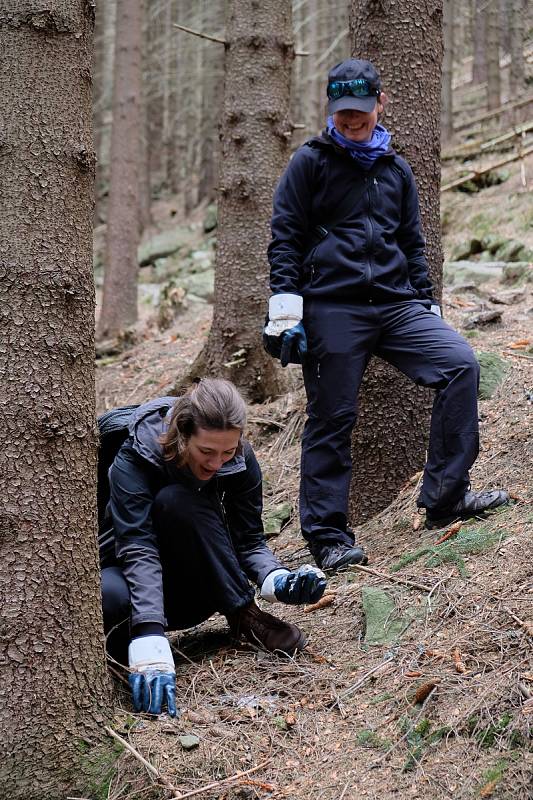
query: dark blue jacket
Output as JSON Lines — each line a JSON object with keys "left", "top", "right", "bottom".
{"left": 99, "top": 398, "right": 282, "bottom": 628}
{"left": 268, "top": 132, "right": 435, "bottom": 303}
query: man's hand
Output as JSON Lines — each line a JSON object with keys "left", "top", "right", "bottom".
{"left": 261, "top": 565, "right": 326, "bottom": 605}
{"left": 128, "top": 635, "right": 177, "bottom": 716}
{"left": 263, "top": 293, "right": 307, "bottom": 366}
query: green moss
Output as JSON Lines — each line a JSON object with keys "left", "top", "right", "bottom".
{"left": 76, "top": 739, "right": 124, "bottom": 800}
{"left": 476, "top": 713, "right": 512, "bottom": 748}
{"left": 369, "top": 692, "right": 394, "bottom": 705}
{"left": 464, "top": 330, "right": 479, "bottom": 339}
{"left": 478, "top": 758, "right": 509, "bottom": 794}
{"left": 391, "top": 527, "right": 507, "bottom": 577}
{"left": 356, "top": 729, "right": 392, "bottom": 749}
{"left": 476, "top": 351, "right": 508, "bottom": 400}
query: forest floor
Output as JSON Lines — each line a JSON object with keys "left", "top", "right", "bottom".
{"left": 95, "top": 153, "right": 532, "bottom": 799}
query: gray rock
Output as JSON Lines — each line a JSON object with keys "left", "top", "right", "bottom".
{"left": 463, "top": 310, "right": 503, "bottom": 329}
{"left": 179, "top": 734, "right": 200, "bottom": 751}
{"left": 488, "top": 289, "right": 526, "bottom": 305}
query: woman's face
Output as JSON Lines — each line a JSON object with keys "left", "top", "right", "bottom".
{"left": 332, "top": 96, "right": 384, "bottom": 142}
{"left": 183, "top": 427, "right": 241, "bottom": 481}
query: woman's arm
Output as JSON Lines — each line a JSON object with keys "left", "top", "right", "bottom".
{"left": 108, "top": 442, "right": 166, "bottom": 628}
{"left": 221, "top": 443, "right": 285, "bottom": 588}
{"left": 396, "top": 159, "right": 435, "bottom": 304}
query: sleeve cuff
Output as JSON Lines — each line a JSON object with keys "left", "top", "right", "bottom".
{"left": 260, "top": 568, "right": 290, "bottom": 603}
{"left": 268, "top": 294, "right": 303, "bottom": 321}
{"left": 128, "top": 635, "right": 175, "bottom": 673}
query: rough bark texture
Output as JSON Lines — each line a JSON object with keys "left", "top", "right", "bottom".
{"left": 441, "top": 0, "right": 454, "bottom": 142}
{"left": 348, "top": 0, "right": 443, "bottom": 522}
{"left": 486, "top": 0, "right": 501, "bottom": 110}
{"left": 0, "top": 2, "right": 111, "bottom": 796}
{"left": 190, "top": 0, "right": 294, "bottom": 402}
{"left": 98, "top": 0, "right": 143, "bottom": 338}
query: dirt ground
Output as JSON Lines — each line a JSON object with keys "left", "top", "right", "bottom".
{"left": 95, "top": 155, "right": 532, "bottom": 798}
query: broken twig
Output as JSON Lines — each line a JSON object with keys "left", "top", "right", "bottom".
{"left": 104, "top": 725, "right": 180, "bottom": 795}
{"left": 348, "top": 563, "right": 432, "bottom": 593}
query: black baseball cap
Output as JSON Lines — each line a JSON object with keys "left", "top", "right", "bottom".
{"left": 327, "top": 59, "right": 382, "bottom": 114}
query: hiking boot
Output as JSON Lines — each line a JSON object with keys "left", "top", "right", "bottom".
{"left": 313, "top": 543, "right": 368, "bottom": 573}
{"left": 425, "top": 489, "right": 510, "bottom": 529}
{"left": 226, "top": 601, "right": 306, "bottom": 654}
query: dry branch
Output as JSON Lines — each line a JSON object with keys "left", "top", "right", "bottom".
{"left": 348, "top": 563, "right": 432, "bottom": 593}
{"left": 172, "top": 22, "right": 308, "bottom": 55}
{"left": 104, "top": 725, "right": 180, "bottom": 795}
{"left": 503, "top": 607, "right": 533, "bottom": 637}
{"left": 171, "top": 760, "right": 271, "bottom": 799}
{"left": 441, "top": 145, "right": 533, "bottom": 192}
{"left": 453, "top": 93, "right": 533, "bottom": 132}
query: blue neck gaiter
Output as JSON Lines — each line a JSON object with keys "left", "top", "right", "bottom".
{"left": 327, "top": 116, "right": 391, "bottom": 170}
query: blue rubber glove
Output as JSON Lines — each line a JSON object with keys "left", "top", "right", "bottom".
{"left": 129, "top": 670, "right": 177, "bottom": 717}
{"left": 128, "top": 635, "right": 177, "bottom": 717}
{"left": 279, "top": 322, "right": 307, "bottom": 367}
{"left": 273, "top": 564, "right": 327, "bottom": 605}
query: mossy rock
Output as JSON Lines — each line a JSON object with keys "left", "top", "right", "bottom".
{"left": 502, "top": 262, "right": 533, "bottom": 285}
{"left": 495, "top": 239, "right": 530, "bottom": 262}
{"left": 476, "top": 351, "right": 508, "bottom": 400}
{"left": 138, "top": 228, "right": 194, "bottom": 267}
{"left": 482, "top": 234, "right": 508, "bottom": 254}
{"left": 203, "top": 203, "right": 217, "bottom": 233}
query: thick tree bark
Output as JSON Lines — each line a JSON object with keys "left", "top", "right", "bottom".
{"left": 190, "top": 0, "right": 294, "bottom": 402}
{"left": 98, "top": 0, "right": 143, "bottom": 338}
{"left": 348, "top": 0, "right": 443, "bottom": 522}
{"left": 0, "top": 2, "right": 111, "bottom": 796}
{"left": 441, "top": 0, "right": 454, "bottom": 142}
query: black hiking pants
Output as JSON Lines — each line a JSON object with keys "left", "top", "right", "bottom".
{"left": 102, "top": 483, "right": 255, "bottom": 664}
{"left": 300, "top": 299, "right": 480, "bottom": 550}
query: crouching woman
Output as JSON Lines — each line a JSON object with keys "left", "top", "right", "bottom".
{"left": 99, "top": 378, "right": 326, "bottom": 716}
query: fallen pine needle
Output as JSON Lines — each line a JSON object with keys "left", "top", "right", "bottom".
{"left": 304, "top": 594, "right": 335, "bottom": 612}
{"left": 434, "top": 521, "right": 462, "bottom": 545}
{"left": 452, "top": 647, "right": 468, "bottom": 674}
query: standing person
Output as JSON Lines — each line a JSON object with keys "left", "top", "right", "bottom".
{"left": 99, "top": 378, "right": 326, "bottom": 716}
{"left": 264, "top": 59, "right": 509, "bottom": 574}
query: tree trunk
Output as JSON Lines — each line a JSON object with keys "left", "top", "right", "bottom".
{"left": 509, "top": 0, "right": 525, "bottom": 95}
{"left": 442, "top": 0, "right": 454, "bottom": 142}
{"left": 472, "top": 0, "right": 487, "bottom": 85}
{"left": 486, "top": 0, "right": 501, "bottom": 110}
{"left": 189, "top": 0, "right": 294, "bottom": 402}
{"left": 0, "top": 3, "right": 111, "bottom": 796}
{"left": 93, "top": 0, "right": 117, "bottom": 225}
{"left": 98, "top": 0, "right": 144, "bottom": 339}
{"left": 348, "top": 0, "right": 443, "bottom": 523}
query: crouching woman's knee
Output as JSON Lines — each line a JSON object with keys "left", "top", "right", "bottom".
{"left": 101, "top": 566, "right": 130, "bottom": 632}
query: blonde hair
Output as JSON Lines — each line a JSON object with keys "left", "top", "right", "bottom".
{"left": 160, "top": 378, "right": 247, "bottom": 463}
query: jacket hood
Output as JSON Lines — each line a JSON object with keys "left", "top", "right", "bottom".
{"left": 128, "top": 396, "right": 246, "bottom": 476}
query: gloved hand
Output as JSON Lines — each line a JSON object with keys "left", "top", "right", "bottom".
{"left": 128, "top": 635, "right": 177, "bottom": 717}
{"left": 261, "top": 565, "right": 327, "bottom": 605}
{"left": 263, "top": 294, "right": 307, "bottom": 366}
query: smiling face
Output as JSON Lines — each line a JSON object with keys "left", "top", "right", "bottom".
{"left": 332, "top": 94, "right": 384, "bottom": 142}
{"left": 183, "top": 426, "right": 241, "bottom": 481}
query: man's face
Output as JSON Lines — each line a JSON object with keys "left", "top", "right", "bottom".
{"left": 184, "top": 427, "right": 240, "bottom": 481}
{"left": 333, "top": 99, "right": 382, "bottom": 143}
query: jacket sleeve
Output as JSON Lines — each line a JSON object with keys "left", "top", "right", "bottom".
{"left": 222, "top": 443, "right": 284, "bottom": 587}
{"left": 108, "top": 441, "right": 166, "bottom": 628}
{"left": 396, "top": 160, "right": 435, "bottom": 304}
{"left": 267, "top": 147, "right": 319, "bottom": 296}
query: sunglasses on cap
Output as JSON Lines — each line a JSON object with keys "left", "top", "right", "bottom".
{"left": 327, "top": 78, "right": 380, "bottom": 101}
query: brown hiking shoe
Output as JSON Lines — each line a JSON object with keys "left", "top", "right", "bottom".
{"left": 226, "top": 601, "right": 306, "bottom": 654}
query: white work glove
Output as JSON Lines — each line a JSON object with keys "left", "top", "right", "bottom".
{"left": 128, "top": 635, "right": 177, "bottom": 716}
{"left": 264, "top": 294, "right": 303, "bottom": 336}
{"left": 430, "top": 304, "right": 442, "bottom": 317}
{"left": 261, "top": 565, "right": 327, "bottom": 605}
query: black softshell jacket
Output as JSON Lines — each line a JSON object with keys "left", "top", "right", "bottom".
{"left": 268, "top": 132, "right": 435, "bottom": 303}
{"left": 100, "top": 398, "right": 282, "bottom": 628}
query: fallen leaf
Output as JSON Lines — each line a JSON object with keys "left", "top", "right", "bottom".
{"left": 412, "top": 514, "right": 422, "bottom": 531}
{"left": 508, "top": 339, "right": 530, "bottom": 349}
{"left": 405, "top": 671, "right": 423, "bottom": 678}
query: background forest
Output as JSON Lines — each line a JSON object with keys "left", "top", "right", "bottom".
{"left": 0, "top": 0, "right": 531, "bottom": 799}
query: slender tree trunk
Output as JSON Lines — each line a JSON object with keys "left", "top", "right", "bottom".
{"left": 442, "top": 0, "right": 454, "bottom": 142}
{"left": 189, "top": 0, "right": 294, "bottom": 401}
{"left": 98, "top": 0, "right": 144, "bottom": 339}
{"left": 94, "top": 0, "right": 117, "bottom": 225}
{"left": 472, "top": 0, "right": 487, "bottom": 85}
{"left": 0, "top": 3, "right": 111, "bottom": 796}
{"left": 486, "top": 0, "right": 501, "bottom": 109}
{"left": 509, "top": 0, "right": 525, "bottom": 95}
{"left": 348, "top": 0, "right": 443, "bottom": 522}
